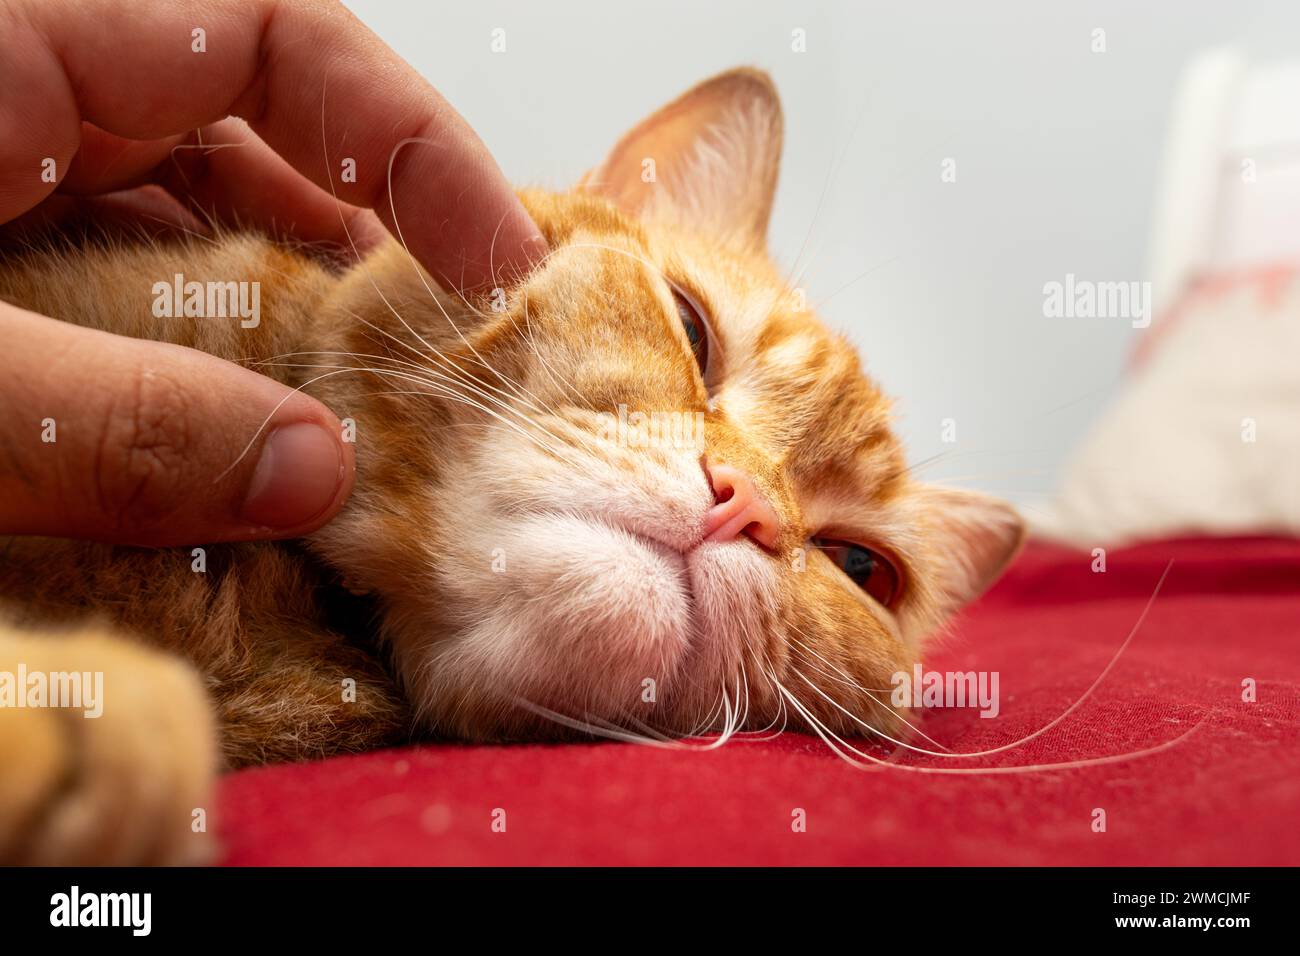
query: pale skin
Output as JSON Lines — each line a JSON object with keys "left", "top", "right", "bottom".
{"left": 0, "top": 0, "right": 546, "bottom": 546}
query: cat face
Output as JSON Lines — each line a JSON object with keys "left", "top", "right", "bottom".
{"left": 312, "top": 69, "right": 1023, "bottom": 743}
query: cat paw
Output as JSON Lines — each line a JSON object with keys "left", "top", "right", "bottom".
{"left": 0, "top": 625, "right": 218, "bottom": 865}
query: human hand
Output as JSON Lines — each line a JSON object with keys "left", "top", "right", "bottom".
{"left": 0, "top": 0, "right": 546, "bottom": 546}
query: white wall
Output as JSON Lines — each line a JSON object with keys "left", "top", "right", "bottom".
{"left": 345, "top": 0, "right": 1300, "bottom": 514}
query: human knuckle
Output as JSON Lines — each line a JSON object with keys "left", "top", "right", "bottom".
{"left": 94, "top": 366, "right": 197, "bottom": 528}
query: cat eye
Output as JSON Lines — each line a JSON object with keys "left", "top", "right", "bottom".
{"left": 672, "top": 288, "right": 709, "bottom": 375}
{"left": 813, "top": 537, "right": 902, "bottom": 608}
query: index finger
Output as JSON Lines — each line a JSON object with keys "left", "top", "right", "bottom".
{"left": 0, "top": 0, "right": 546, "bottom": 292}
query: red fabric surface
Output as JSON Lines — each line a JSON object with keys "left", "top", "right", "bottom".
{"left": 217, "top": 536, "right": 1300, "bottom": 865}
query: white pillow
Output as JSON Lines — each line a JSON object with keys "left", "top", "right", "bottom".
{"left": 1033, "top": 271, "right": 1300, "bottom": 545}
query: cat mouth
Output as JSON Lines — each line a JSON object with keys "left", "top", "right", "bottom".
{"left": 625, "top": 531, "right": 696, "bottom": 595}
{"left": 520, "top": 510, "right": 712, "bottom": 642}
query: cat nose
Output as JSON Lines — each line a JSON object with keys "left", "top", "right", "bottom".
{"left": 702, "top": 460, "right": 781, "bottom": 549}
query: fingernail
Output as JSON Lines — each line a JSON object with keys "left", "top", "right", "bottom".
{"left": 241, "top": 422, "right": 345, "bottom": 529}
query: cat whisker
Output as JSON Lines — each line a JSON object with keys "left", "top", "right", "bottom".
{"left": 314, "top": 79, "right": 548, "bottom": 424}
{"left": 514, "top": 292, "right": 598, "bottom": 414}
{"left": 808, "top": 251, "right": 907, "bottom": 311}
{"left": 716, "top": 677, "right": 738, "bottom": 744}
{"left": 783, "top": 86, "right": 873, "bottom": 292}
{"left": 770, "top": 562, "right": 1206, "bottom": 773}
{"left": 252, "top": 347, "right": 468, "bottom": 387}
{"left": 786, "top": 636, "right": 894, "bottom": 694}
{"left": 790, "top": 126, "right": 960, "bottom": 293}
{"left": 680, "top": 683, "right": 729, "bottom": 739}
{"left": 790, "top": 667, "right": 963, "bottom": 759}
{"left": 334, "top": 298, "right": 596, "bottom": 464}
{"left": 511, "top": 698, "right": 676, "bottom": 748}
{"left": 897, "top": 449, "right": 1060, "bottom": 482}
{"left": 738, "top": 655, "right": 753, "bottom": 735}
{"left": 251, "top": 346, "right": 512, "bottom": 416}
{"left": 754, "top": 646, "right": 794, "bottom": 739}
{"left": 340, "top": 305, "right": 571, "bottom": 443}
{"left": 511, "top": 696, "right": 741, "bottom": 751}
{"left": 891, "top": 559, "right": 1180, "bottom": 760}
{"left": 220, "top": 362, "right": 584, "bottom": 476}
{"left": 776, "top": 668, "right": 1211, "bottom": 775}
{"left": 265, "top": 318, "right": 592, "bottom": 469}
{"left": 379, "top": 138, "right": 551, "bottom": 414}
{"left": 785, "top": 636, "right": 952, "bottom": 753}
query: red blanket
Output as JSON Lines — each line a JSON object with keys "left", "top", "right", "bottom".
{"left": 217, "top": 536, "right": 1300, "bottom": 865}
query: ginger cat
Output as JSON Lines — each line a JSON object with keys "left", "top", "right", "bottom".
{"left": 0, "top": 69, "right": 1023, "bottom": 864}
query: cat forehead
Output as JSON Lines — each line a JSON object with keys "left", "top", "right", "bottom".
{"left": 524, "top": 189, "right": 904, "bottom": 494}
{"left": 719, "top": 312, "right": 903, "bottom": 489}
{"left": 657, "top": 231, "right": 906, "bottom": 495}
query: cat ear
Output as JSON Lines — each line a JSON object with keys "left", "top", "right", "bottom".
{"left": 915, "top": 487, "right": 1026, "bottom": 609}
{"left": 580, "top": 67, "right": 783, "bottom": 250}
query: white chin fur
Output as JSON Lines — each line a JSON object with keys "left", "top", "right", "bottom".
{"left": 435, "top": 513, "right": 695, "bottom": 719}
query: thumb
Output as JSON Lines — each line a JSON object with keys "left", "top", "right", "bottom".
{"left": 0, "top": 303, "right": 354, "bottom": 546}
